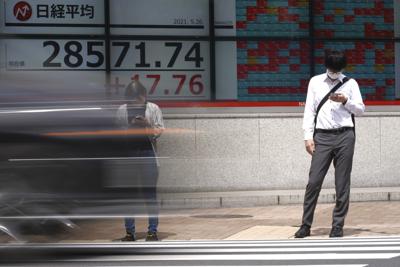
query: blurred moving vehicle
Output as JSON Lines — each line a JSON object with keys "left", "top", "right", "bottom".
{"left": 0, "top": 104, "right": 157, "bottom": 241}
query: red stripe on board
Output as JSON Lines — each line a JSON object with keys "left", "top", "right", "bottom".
{"left": 155, "top": 100, "right": 400, "bottom": 108}
{"left": 156, "top": 101, "right": 303, "bottom": 108}
{"left": 364, "top": 100, "right": 400, "bottom": 105}
{"left": 248, "top": 87, "right": 300, "bottom": 94}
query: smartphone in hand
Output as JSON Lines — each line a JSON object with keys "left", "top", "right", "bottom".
{"left": 135, "top": 115, "right": 145, "bottom": 120}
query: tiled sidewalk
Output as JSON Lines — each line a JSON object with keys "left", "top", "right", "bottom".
{"left": 1, "top": 201, "right": 400, "bottom": 243}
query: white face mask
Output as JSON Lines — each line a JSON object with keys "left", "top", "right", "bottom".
{"left": 327, "top": 70, "right": 342, "bottom": 80}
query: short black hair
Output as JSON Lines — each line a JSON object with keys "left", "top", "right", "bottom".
{"left": 124, "top": 80, "right": 147, "bottom": 99}
{"left": 324, "top": 50, "right": 347, "bottom": 72}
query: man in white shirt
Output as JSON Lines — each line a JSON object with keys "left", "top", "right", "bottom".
{"left": 295, "top": 50, "right": 365, "bottom": 238}
{"left": 116, "top": 80, "right": 165, "bottom": 242}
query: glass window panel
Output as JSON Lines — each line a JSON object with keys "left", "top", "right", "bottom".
{"left": 314, "top": 0, "right": 394, "bottom": 39}
{"left": 214, "top": 0, "right": 236, "bottom": 36}
{"left": 0, "top": 0, "right": 105, "bottom": 35}
{"left": 395, "top": 0, "right": 400, "bottom": 37}
{"left": 215, "top": 41, "right": 238, "bottom": 100}
{"left": 236, "top": 40, "right": 310, "bottom": 102}
{"left": 0, "top": 38, "right": 108, "bottom": 105}
{"left": 396, "top": 43, "right": 400, "bottom": 98}
{"left": 110, "top": 0, "right": 209, "bottom": 36}
{"left": 236, "top": 0, "right": 309, "bottom": 37}
{"left": 108, "top": 40, "right": 211, "bottom": 101}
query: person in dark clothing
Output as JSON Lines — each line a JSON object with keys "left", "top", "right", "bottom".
{"left": 116, "top": 81, "right": 164, "bottom": 241}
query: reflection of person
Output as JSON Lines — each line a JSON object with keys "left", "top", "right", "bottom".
{"left": 295, "top": 50, "right": 365, "bottom": 238}
{"left": 116, "top": 80, "right": 164, "bottom": 241}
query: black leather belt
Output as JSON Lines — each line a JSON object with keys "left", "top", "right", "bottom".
{"left": 315, "top": 127, "right": 353, "bottom": 134}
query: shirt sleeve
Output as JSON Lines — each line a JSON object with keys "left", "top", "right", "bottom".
{"left": 147, "top": 103, "right": 165, "bottom": 140}
{"left": 343, "top": 79, "right": 365, "bottom": 116}
{"left": 302, "top": 78, "right": 316, "bottom": 140}
{"left": 115, "top": 104, "right": 128, "bottom": 128}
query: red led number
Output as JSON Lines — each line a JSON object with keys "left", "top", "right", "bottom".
{"left": 133, "top": 74, "right": 204, "bottom": 96}
{"left": 189, "top": 75, "right": 204, "bottom": 95}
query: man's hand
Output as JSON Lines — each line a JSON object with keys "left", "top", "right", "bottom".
{"left": 329, "top": 93, "right": 347, "bottom": 104}
{"left": 305, "top": 139, "right": 315, "bottom": 155}
{"left": 131, "top": 115, "right": 150, "bottom": 127}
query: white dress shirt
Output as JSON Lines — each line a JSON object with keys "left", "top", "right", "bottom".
{"left": 302, "top": 72, "right": 365, "bottom": 140}
{"left": 116, "top": 102, "right": 165, "bottom": 166}
{"left": 116, "top": 102, "right": 165, "bottom": 140}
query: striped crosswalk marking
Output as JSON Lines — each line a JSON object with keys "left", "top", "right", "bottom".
{"left": 108, "top": 265, "right": 368, "bottom": 267}
{"left": 73, "top": 253, "right": 398, "bottom": 261}
{"left": 1, "top": 236, "right": 400, "bottom": 266}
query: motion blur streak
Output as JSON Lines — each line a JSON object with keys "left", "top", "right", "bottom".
{"left": 44, "top": 128, "right": 195, "bottom": 137}
{"left": 0, "top": 107, "right": 102, "bottom": 114}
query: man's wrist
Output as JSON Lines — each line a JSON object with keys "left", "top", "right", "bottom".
{"left": 304, "top": 133, "right": 314, "bottom": 140}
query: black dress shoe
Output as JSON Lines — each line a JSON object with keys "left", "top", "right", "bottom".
{"left": 120, "top": 232, "right": 136, "bottom": 241}
{"left": 329, "top": 227, "right": 343, "bottom": 238}
{"left": 294, "top": 225, "right": 310, "bottom": 238}
{"left": 146, "top": 231, "right": 159, "bottom": 241}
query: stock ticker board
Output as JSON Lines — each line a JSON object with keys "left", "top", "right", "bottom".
{"left": 0, "top": 0, "right": 399, "bottom": 102}
{"left": 236, "top": 0, "right": 397, "bottom": 102}
{"left": 0, "top": 0, "right": 211, "bottom": 101}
